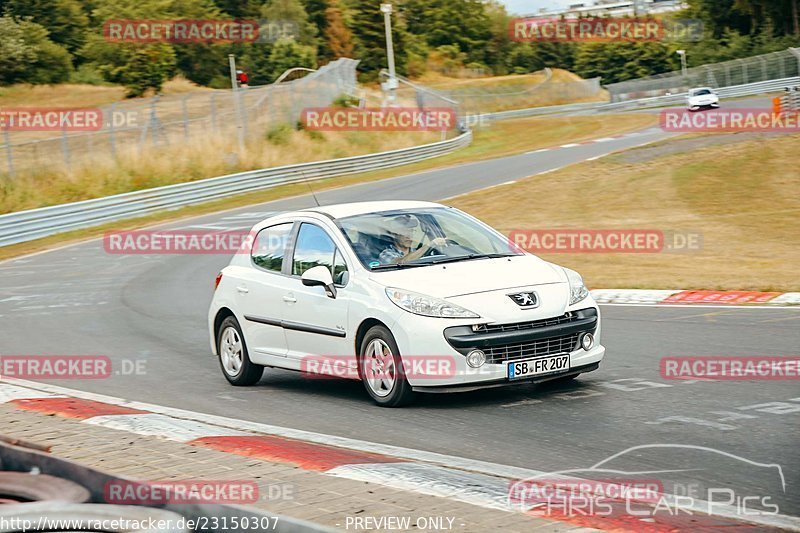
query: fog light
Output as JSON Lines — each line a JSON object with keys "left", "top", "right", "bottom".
{"left": 466, "top": 350, "right": 486, "bottom": 368}
{"left": 580, "top": 333, "right": 594, "bottom": 351}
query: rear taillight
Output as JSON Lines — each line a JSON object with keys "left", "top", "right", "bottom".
{"left": 214, "top": 272, "right": 223, "bottom": 290}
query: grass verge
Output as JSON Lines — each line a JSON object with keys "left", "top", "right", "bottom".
{"left": 448, "top": 133, "right": 799, "bottom": 292}
{"left": 0, "top": 113, "right": 655, "bottom": 261}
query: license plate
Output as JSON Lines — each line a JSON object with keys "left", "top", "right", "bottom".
{"left": 508, "top": 354, "right": 570, "bottom": 380}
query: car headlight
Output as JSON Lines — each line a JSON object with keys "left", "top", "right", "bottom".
{"left": 564, "top": 268, "right": 589, "bottom": 305}
{"left": 385, "top": 288, "right": 480, "bottom": 318}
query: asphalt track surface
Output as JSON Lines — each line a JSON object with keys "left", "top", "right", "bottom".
{"left": 2, "top": 119, "right": 799, "bottom": 518}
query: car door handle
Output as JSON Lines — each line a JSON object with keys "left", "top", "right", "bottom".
{"left": 236, "top": 286, "right": 249, "bottom": 294}
{"left": 282, "top": 296, "right": 297, "bottom": 303}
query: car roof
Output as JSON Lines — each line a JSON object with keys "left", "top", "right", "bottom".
{"left": 298, "top": 200, "right": 445, "bottom": 220}
{"left": 690, "top": 87, "right": 714, "bottom": 92}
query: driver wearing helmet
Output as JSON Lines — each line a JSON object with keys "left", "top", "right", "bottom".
{"left": 378, "top": 214, "right": 447, "bottom": 264}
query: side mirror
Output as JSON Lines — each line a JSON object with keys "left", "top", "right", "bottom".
{"left": 301, "top": 265, "right": 337, "bottom": 298}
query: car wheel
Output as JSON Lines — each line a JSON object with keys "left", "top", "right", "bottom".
{"left": 217, "top": 316, "right": 263, "bottom": 386}
{"left": 359, "top": 325, "right": 415, "bottom": 407}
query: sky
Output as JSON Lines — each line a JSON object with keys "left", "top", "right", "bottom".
{"left": 500, "top": 0, "right": 578, "bottom": 16}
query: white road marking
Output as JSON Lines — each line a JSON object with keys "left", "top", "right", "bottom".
{"left": 0, "top": 384, "right": 64, "bottom": 403}
{"left": 84, "top": 413, "right": 251, "bottom": 442}
{"left": 560, "top": 143, "right": 580, "bottom": 148}
{"left": 328, "top": 463, "right": 511, "bottom": 511}
{"left": 600, "top": 303, "right": 800, "bottom": 310}
{"left": 221, "top": 212, "right": 275, "bottom": 220}
{"left": 3, "top": 379, "right": 800, "bottom": 530}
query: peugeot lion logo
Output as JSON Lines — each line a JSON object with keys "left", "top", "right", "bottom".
{"left": 508, "top": 291, "right": 538, "bottom": 308}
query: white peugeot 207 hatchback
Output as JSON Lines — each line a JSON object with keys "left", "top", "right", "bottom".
{"left": 209, "top": 201, "right": 604, "bottom": 407}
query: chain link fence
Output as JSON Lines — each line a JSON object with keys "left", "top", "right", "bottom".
{"left": 0, "top": 58, "right": 359, "bottom": 178}
{"left": 606, "top": 47, "right": 800, "bottom": 101}
{"left": 381, "top": 68, "right": 603, "bottom": 121}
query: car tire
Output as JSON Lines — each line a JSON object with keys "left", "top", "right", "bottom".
{"left": 0, "top": 472, "right": 90, "bottom": 503}
{"left": 0, "top": 502, "right": 191, "bottom": 532}
{"left": 217, "top": 316, "right": 263, "bottom": 386}
{"left": 359, "top": 325, "right": 415, "bottom": 407}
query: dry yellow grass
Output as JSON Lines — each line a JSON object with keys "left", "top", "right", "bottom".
{"left": 457, "top": 113, "right": 655, "bottom": 160}
{"left": 448, "top": 134, "right": 800, "bottom": 291}
{"left": 0, "top": 127, "right": 439, "bottom": 213}
{"left": 0, "top": 113, "right": 657, "bottom": 260}
{"left": 415, "top": 70, "right": 549, "bottom": 88}
{"left": 403, "top": 69, "right": 609, "bottom": 113}
{"left": 0, "top": 77, "right": 208, "bottom": 109}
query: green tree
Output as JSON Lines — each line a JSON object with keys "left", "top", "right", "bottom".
{"left": 168, "top": 0, "right": 231, "bottom": 87}
{"left": 211, "top": 0, "right": 262, "bottom": 18}
{"left": 0, "top": 15, "right": 72, "bottom": 85}
{"left": 117, "top": 45, "right": 178, "bottom": 96}
{"left": 573, "top": 42, "right": 675, "bottom": 84}
{"left": 262, "top": 0, "right": 319, "bottom": 46}
{"left": 0, "top": 0, "right": 90, "bottom": 54}
{"left": 266, "top": 37, "right": 317, "bottom": 80}
{"left": 404, "top": 0, "right": 493, "bottom": 67}
{"left": 324, "top": 0, "right": 354, "bottom": 59}
{"left": 349, "top": 0, "right": 407, "bottom": 79}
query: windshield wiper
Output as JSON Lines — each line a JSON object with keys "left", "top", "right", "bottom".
{"left": 427, "top": 253, "right": 518, "bottom": 265}
{"left": 370, "top": 262, "right": 429, "bottom": 270}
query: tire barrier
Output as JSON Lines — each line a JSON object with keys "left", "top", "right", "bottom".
{"left": 0, "top": 502, "right": 191, "bottom": 533}
{"left": 0, "top": 471, "right": 90, "bottom": 504}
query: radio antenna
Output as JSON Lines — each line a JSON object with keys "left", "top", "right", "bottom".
{"left": 302, "top": 172, "right": 321, "bottom": 207}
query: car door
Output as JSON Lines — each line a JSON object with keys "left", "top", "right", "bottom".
{"left": 236, "top": 222, "right": 294, "bottom": 360}
{"left": 282, "top": 222, "right": 352, "bottom": 363}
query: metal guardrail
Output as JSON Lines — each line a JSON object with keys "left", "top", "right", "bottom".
{"left": 598, "top": 77, "right": 800, "bottom": 111}
{"left": 479, "top": 100, "right": 603, "bottom": 121}
{"left": 478, "top": 76, "right": 800, "bottom": 120}
{"left": 0, "top": 72, "right": 794, "bottom": 249}
{"left": 0, "top": 131, "right": 472, "bottom": 247}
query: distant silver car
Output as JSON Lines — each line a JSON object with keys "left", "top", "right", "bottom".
{"left": 687, "top": 87, "right": 720, "bottom": 111}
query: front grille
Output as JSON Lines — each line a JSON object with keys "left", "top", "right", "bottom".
{"left": 485, "top": 333, "right": 579, "bottom": 364}
{"left": 473, "top": 312, "right": 578, "bottom": 333}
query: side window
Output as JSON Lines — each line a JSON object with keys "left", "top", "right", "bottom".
{"left": 333, "top": 248, "right": 349, "bottom": 286}
{"left": 251, "top": 223, "right": 292, "bottom": 272}
{"left": 292, "top": 223, "right": 348, "bottom": 285}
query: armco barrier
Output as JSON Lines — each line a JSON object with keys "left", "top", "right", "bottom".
{"left": 0, "top": 439, "right": 336, "bottom": 533}
{"left": 480, "top": 76, "right": 800, "bottom": 120}
{"left": 0, "top": 131, "right": 471, "bottom": 247}
{"left": 597, "top": 76, "right": 800, "bottom": 112}
{"left": 0, "top": 73, "right": 794, "bottom": 248}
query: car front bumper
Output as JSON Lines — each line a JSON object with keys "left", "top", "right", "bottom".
{"left": 390, "top": 305, "right": 605, "bottom": 389}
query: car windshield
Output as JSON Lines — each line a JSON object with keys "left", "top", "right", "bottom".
{"left": 337, "top": 207, "right": 522, "bottom": 269}
{"left": 692, "top": 88, "right": 713, "bottom": 95}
